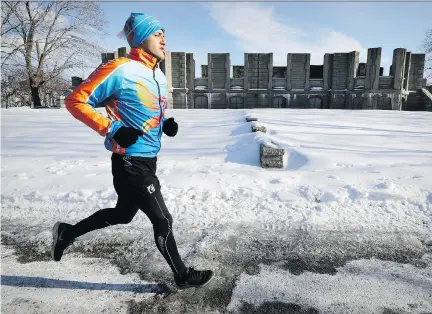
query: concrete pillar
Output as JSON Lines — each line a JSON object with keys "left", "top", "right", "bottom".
{"left": 286, "top": 54, "right": 292, "bottom": 91}
{"left": 171, "top": 52, "right": 187, "bottom": 89}
{"left": 246, "top": 53, "right": 271, "bottom": 90}
{"left": 257, "top": 54, "right": 271, "bottom": 90}
{"left": 186, "top": 53, "right": 195, "bottom": 91}
{"left": 391, "top": 48, "right": 407, "bottom": 90}
{"left": 244, "top": 53, "right": 249, "bottom": 91}
{"left": 170, "top": 52, "right": 187, "bottom": 108}
{"left": 305, "top": 54, "right": 311, "bottom": 91}
{"left": 347, "top": 51, "right": 360, "bottom": 90}
{"left": 357, "top": 63, "right": 366, "bottom": 76}
{"left": 201, "top": 65, "right": 208, "bottom": 77}
{"left": 408, "top": 54, "right": 426, "bottom": 90}
{"left": 365, "top": 48, "right": 381, "bottom": 90}
{"left": 403, "top": 52, "right": 411, "bottom": 91}
{"left": 161, "top": 51, "right": 173, "bottom": 108}
{"left": 268, "top": 53, "right": 273, "bottom": 90}
{"left": 332, "top": 53, "right": 349, "bottom": 90}
{"left": 118, "top": 47, "right": 128, "bottom": 58}
{"left": 245, "top": 53, "right": 272, "bottom": 90}
{"left": 323, "top": 53, "right": 333, "bottom": 91}
{"left": 208, "top": 53, "right": 230, "bottom": 90}
{"left": 225, "top": 53, "right": 231, "bottom": 91}
{"left": 101, "top": 52, "right": 115, "bottom": 63}
{"left": 287, "top": 53, "right": 310, "bottom": 91}
{"left": 186, "top": 53, "right": 195, "bottom": 109}
{"left": 207, "top": 53, "right": 212, "bottom": 91}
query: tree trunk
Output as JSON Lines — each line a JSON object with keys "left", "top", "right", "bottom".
{"left": 30, "top": 85, "right": 41, "bottom": 107}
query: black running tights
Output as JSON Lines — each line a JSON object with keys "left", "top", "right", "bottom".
{"left": 64, "top": 154, "right": 187, "bottom": 276}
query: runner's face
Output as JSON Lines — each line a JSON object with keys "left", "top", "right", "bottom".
{"left": 141, "top": 30, "right": 166, "bottom": 61}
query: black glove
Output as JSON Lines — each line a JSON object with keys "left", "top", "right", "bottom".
{"left": 162, "top": 117, "right": 178, "bottom": 137}
{"left": 113, "top": 126, "right": 144, "bottom": 148}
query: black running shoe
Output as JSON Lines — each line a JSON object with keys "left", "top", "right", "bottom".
{"left": 174, "top": 267, "right": 214, "bottom": 290}
{"left": 51, "top": 221, "right": 74, "bottom": 261}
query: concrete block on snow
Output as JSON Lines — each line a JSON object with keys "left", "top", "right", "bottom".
{"left": 260, "top": 155, "right": 284, "bottom": 168}
{"left": 260, "top": 144, "right": 284, "bottom": 168}
{"left": 252, "top": 125, "right": 267, "bottom": 133}
{"left": 260, "top": 145, "right": 284, "bottom": 156}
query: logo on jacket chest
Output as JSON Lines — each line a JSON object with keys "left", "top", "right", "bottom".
{"left": 140, "top": 94, "right": 166, "bottom": 134}
{"left": 136, "top": 81, "right": 160, "bottom": 112}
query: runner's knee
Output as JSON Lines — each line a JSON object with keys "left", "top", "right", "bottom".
{"left": 108, "top": 203, "right": 138, "bottom": 225}
{"left": 154, "top": 211, "right": 173, "bottom": 231}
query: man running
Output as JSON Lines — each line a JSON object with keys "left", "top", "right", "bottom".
{"left": 51, "top": 12, "right": 213, "bottom": 290}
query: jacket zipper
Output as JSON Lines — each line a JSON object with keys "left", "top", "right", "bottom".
{"left": 153, "top": 64, "right": 163, "bottom": 142}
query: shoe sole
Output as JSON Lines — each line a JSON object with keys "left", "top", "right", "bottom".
{"left": 51, "top": 221, "right": 61, "bottom": 261}
{"left": 176, "top": 272, "right": 214, "bottom": 290}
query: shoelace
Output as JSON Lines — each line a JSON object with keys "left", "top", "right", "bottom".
{"left": 187, "top": 267, "right": 203, "bottom": 281}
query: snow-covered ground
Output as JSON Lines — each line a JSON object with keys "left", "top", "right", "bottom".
{"left": 1, "top": 107, "right": 432, "bottom": 314}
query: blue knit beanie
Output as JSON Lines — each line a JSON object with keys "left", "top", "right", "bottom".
{"left": 118, "top": 12, "right": 164, "bottom": 48}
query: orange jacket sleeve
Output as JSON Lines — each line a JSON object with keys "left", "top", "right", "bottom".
{"left": 65, "top": 58, "right": 130, "bottom": 136}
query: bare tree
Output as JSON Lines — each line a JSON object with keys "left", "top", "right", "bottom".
{"left": 41, "top": 74, "right": 72, "bottom": 107}
{"left": 1, "top": 64, "right": 32, "bottom": 108}
{"left": 422, "top": 28, "right": 432, "bottom": 84}
{"left": 1, "top": 1, "right": 108, "bottom": 107}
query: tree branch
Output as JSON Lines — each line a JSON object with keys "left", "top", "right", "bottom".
{"left": 1, "top": 0, "right": 108, "bottom": 106}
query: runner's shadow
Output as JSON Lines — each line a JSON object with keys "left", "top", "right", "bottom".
{"left": 1, "top": 275, "right": 171, "bottom": 294}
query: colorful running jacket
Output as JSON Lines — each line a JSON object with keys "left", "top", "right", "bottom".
{"left": 65, "top": 48, "right": 168, "bottom": 157}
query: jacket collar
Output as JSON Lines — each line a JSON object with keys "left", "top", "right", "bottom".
{"left": 129, "top": 48, "right": 158, "bottom": 69}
